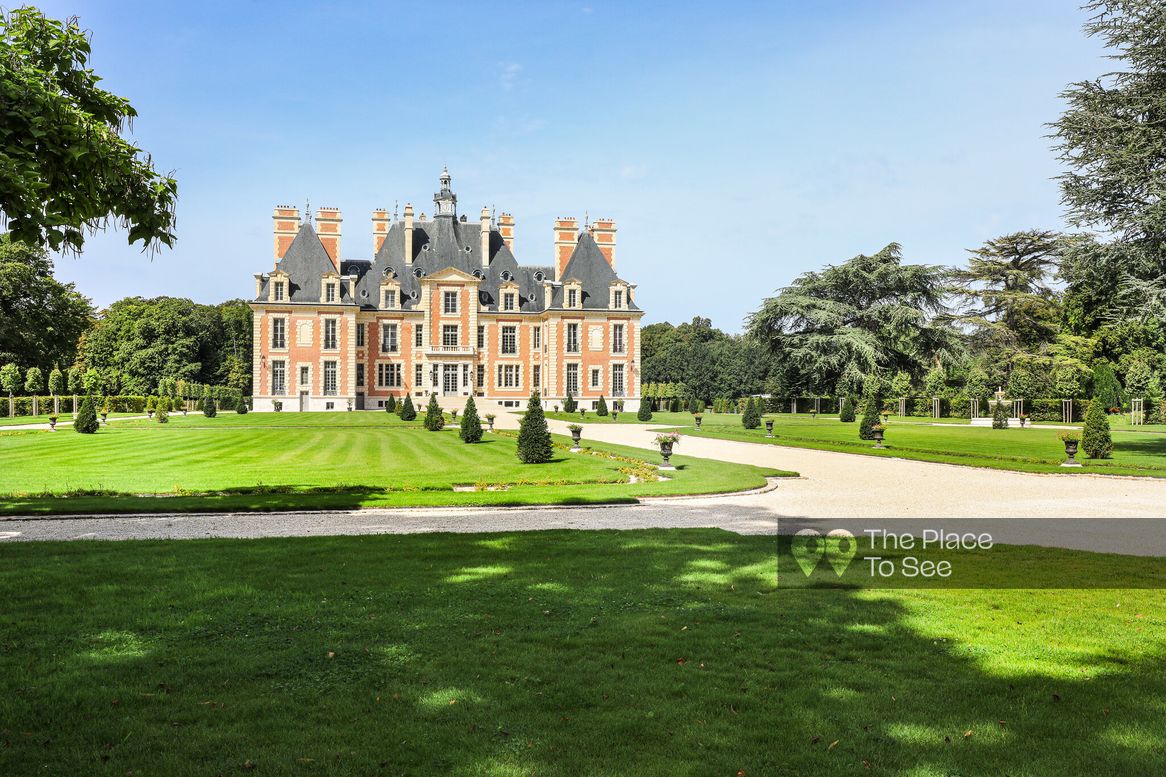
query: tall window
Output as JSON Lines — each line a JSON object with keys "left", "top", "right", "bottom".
{"left": 612, "top": 324, "right": 625, "bottom": 354}
{"left": 325, "top": 283, "right": 337, "bottom": 303}
{"left": 356, "top": 322, "right": 365, "bottom": 348}
{"left": 415, "top": 364, "right": 423, "bottom": 388}
{"left": 590, "top": 367, "right": 601, "bottom": 389}
{"left": 381, "top": 323, "right": 398, "bottom": 353}
{"left": 503, "top": 292, "right": 515, "bottom": 311}
{"left": 377, "top": 363, "right": 401, "bottom": 387}
{"left": 442, "top": 324, "right": 459, "bottom": 347}
{"left": 476, "top": 364, "right": 485, "bottom": 389}
{"left": 299, "top": 365, "right": 309, "bottom": 387}
{"left": 613, "top": 289, "right": 624, "bottom": 309}
{"left": 501, "top": 325, "right": 517, "bottom": 355}
{"left": 566, "top": 323, "right": 579, "bottom": 353}
{"left": 356, "top": 363, "right": 365, "bottom": 387}
{"left": 533, "top": 365, "right": 541, "bottom": 389}
{"left": 477, "top": 325, "right": 485, "bottom": 349}
{"left": 567, "top": 288, "right": 578, "bottom": 308}
{"left": 271, "top": 318, "right": 286, "bottom": 349}
{"left": 533, "top": 326, "right": 541, "bottom": 350}
{"left": 272, "top": 360, "right": 286, "bottom": 395}
{"left": 383, "top": 289, "right": 397, "bottom": 309}
{"left": 273, "top": 281, "right": 285, "bottom": 301}
{"left": 566, "top": 363, "right": 579, "bottom": 395}
{"left": 612, "top": 364, "right": 625, "bottom": 396}
{"left": 323, "top": 319, "right": 337, "bottom": 350}
{"left": 415, "top": 324, "right": 424, "bottom": 348}
{"left": 323, "top": 361, "right": 337, "bottom": 395}
{"left": 443, "top": 290, "right": 458, "bottom": 314}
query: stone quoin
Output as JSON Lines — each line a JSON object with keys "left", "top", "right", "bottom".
{"left": 250, "top": 169, "right": 644, "bottom": 411}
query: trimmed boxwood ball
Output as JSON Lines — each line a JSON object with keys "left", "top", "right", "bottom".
{"left": 992, "top": 401, "right": 1008, "bottom": 429}
{"left": 516, "top": 391, "right": 553, "bottom": 463}
{"left": 73, "top": 395, "right": 98, "bottom": 434}
{"left": 563, "top": 391, "right": 577, "bottom": 414}
{"left": 1082, "top": 397, "right": 1112, "bottom": 459}
{"left": 596, "top": 395, "right": 608, "bottom": 416}
{"left": 423, "top": 394, "right": 445, "bottom": 431}
{"left": 742, "top": 397, "right": 761, "bottom": 429}
{"left": 459, "top": 396, "right": 483, "bottom": 443}
{"left": 399, "top": 394, "right": 416, "bottom": 421}
{"left": 637, "top": 400, "right": 653, "bottom": 421}
{"left": 201, "top": 393, "right": 217, "bottom": 418}
{"left": 840, "top": 397, "right": 856, "bottom": 422}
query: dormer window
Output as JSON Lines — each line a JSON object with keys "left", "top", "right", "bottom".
{"left": 383, "top": 289, "right": 397, "bottom": 309}
{"left": 503, "top": 292, "right": 516, "bottom": 311}
{"left": 273, "top": 281, "right": 285, "bottom": 301}
{"left": 613, "top": 289, "right": 624, "bottom": 309}
{"left": 567, "top": 288, "right": 578, "bottom": 308}
{"left": 325, "top": 282, "right": 337, "bottom": 303}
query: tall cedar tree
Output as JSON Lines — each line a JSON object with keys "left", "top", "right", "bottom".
{"left": 460, "top": 396, "right": 483, "bottom": 443}
{"left": 201, "top": 392, "right": 216, "bottom": 418}
{"left": 423, "top": 394, "right": 445, "bottom": 431}
{"left": 637, "top": 399, "right": 653, "bottom": 421}
{"left": 742, "top": 397, "right": 761, "bottom": 429}
{"left": 839, "top": 396, "right": 856, "bottom": 422}
{"left": 563, "top": 391, "right": 577, "bottom": 413}
{"left": 516, "top": 392, "right": 553, "bottom": 463}
{"left": 399, "top": 394, "right": 416, "bottom": 421}
{"left": 1082, "top": 397, "right": 1113, "bottom": 459}
{"left": 596, "top": 395, "right": 608, "bottom": 416}
{"left": 73, "top": 395, "right": 98, "bottom": 433}
{"left": 992, "top": 400, "right": 1009, "bottom": 429}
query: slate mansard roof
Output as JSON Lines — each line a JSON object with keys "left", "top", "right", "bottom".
{"left": 256, "top": 203, "right": 638, "bottom": 314}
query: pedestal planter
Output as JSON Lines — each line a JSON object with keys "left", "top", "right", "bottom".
{"left": 1019, "top": 416, "right": 1028, "bottom": 428}
{"left": 1061, "top": 438, "right": 1082, "bottom": 467}
{"left": 147, "top": 410, "right": 154, "bottom": 419}
{"left": 568, "top": 425, "right": 583, "bottom": 452}
{"left": 694, "top": 415, "right": 703, "bottom": 430}
{"left": 48, "top": 416, "right": 57, "bottom": 431}
{"left": 764, "top": 419, "right": 774, "bottom": 437}
{"left": 654, "top": 433, "right": 680, "bottom": 470}
{"left": 99, "top": 412, "right": 108, "bottom": 425}
{"left": 486, "top": 415, "right": 496, "bottom": 432}
{"left": 611, "top": 410, "right": 619, "bottom": 422}
{"left": 872, "top": 427, "right": 886, "bottom": 449}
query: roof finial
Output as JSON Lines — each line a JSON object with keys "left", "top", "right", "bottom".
{"left": 305, "top": 198, "right": 311, "bottom": 225}
{"left": 584, "top": 210, "right": 590, "bottom": 229}
{"left": 393, "top": 200, "right": 399, "bottom": 220}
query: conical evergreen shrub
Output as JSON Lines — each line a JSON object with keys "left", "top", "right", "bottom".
{"left": 840, "top": 397, "right": 856, "bottom": 422}
{"left": 992, "top": 400, "right": 1008, "bottom": 429}
{"left": 596, "top": 395, "right": 608, "bottom": 416}
{"left": 563, "top": 391, "right": 577, "bottom": 414}
{"left": 423, "top": 394, "right": 445, "bottom": 431}
{"left": 460, "top": 396, "right": 483, "bottom": 443}
{"left": 637, "top": 400, "right": 653, "bottom": 421}
{"left": 399, "top": 394, "right": 416, "bottom": 421}
{"left": 742, "top": 397, "right": 761, "bottom": 429}
{"left": 386, "top": 395, "right": 397, "bottom": 413}
{"left": 73, "top": 395, "right": 98, "bottom": 434}
{"left": 1082, "top": 397, "right": 1112, "bottom": 459}
{"left": 236, "top": 396, "right": 248, "bottom": 414}
{"left": 516, "top": 392, "right": 553, "bottom": 463}
{"left": 859, "top": 397, "right": 881, "bottom": 440}
{"left": 201, "top": 392, "right": 217, "bottom": 418}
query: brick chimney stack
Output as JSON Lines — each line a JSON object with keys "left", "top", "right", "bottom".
{"left": 591, "top": 218, "right": 616, "bottom": 270}
{"left": 403, "top": 203, "right": 415, "bottom": 266}
{"left": 315, "top": 207, "right": 342, "bottom": 270}
{"left": 554, "top": 217, "right": 578, "bottom": 281}
{"left": 372, "top": 208, "right": 390, "bottom": 254}
{"left": 497, "top": 212, "right": 515, "bottom": 252}
{"left": 480, "top": 206, "right": 491, "bottom": 268}
{"left": 272, "top": 206, "right": 300, "bottom": 266}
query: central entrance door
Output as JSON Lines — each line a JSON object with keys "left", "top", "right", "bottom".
{"left": 442, "top": 364, "right": 459, "bottom": 396}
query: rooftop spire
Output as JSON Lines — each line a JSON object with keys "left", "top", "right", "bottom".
{"left": 434, "top": 167, "right": 457, "bottom": 218}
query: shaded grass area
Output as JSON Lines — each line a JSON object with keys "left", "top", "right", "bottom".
{"left": 0, "top": 530, "right": 1162, "bottom": 775}
{"left": 627, "top": 412, "right": 1166, "bottom": 477}
{"left": 0, "top": 414, "right": 785, "bottom": 515}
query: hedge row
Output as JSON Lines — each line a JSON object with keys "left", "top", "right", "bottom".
{"left": 2, "top": 391, "right": 246, "bottom": 418}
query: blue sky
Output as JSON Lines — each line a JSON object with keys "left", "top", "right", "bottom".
{"left": 37, "top": 0, "right": 1104, "bottom": 331}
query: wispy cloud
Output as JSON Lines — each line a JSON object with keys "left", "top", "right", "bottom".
{"left": 498, "top": 62, "right": 522, "bottom": 91}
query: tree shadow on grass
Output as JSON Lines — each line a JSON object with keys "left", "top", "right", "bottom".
{"left": 0, "top": 530, "right": 1162, "bottom": 775}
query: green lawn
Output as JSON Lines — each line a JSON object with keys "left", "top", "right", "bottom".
{"left": 609, "top": 411, "right": 1166, "bottom": 477}
{"left": 0, "top": 530, "right": 1162, "bottom": 775}
{"left": 0, "top": 411, "right": 138, "bottom": 426}
{"left": 0, "top": 412, "right": 785, "bottom": 515}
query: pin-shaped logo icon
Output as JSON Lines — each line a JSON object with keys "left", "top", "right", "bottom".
{"left": 791, "top": 529, "right": 825, "bottom": 577}
{"left": 825, "top": 529, "right": 857, "bottom": 576}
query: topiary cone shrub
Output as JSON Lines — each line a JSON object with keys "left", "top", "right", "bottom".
{"left": 637, "top": 400, "right": 653, "bottom": 422}
{"left": 516, "top": 391, "right": 553, "bottom": 463}
{"left": 992, "top": 400, "right": 1008, "bottom": 429}
{"left": 423, "top": 394, "right": 445, "bottom": 431}
{"left": 459, "top": 396, "right": 482, "bottom": 443}
{"left": 839, "top": 397, "right": 856, "bottom": 422}
{"left": 236, "top": 396, "right": 248, "bottom": 414}
{"left": 386, "top": 395, "right": 397, "bottom": 413}
{"left": 596, "top": 395, "right": 608, "bottom": 416}
{"left": 1082, "top": 397, "right": 1112, "bottom": 459}
{"left": 742, "top": 397, "right": 761, "bottom": 429}
{"left": 201, "top": 392, "right": 217, "bottom": 418}
{"left": 859, "top": 396, "right": 880, "bottom": 440}
{"left": 563, "top": 391, "right": 577, "bottom": 414}
{"left": 73, "top": 395, "right": 98, "bottom": 434}
{"left": 399, "top": 394, "right": 416, "bottom": 421}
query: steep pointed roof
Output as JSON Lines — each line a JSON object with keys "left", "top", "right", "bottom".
{"left": 553, "top": 231, "right": 638, "bottom": 310}
{"left": 256, "top": 222, "right": 353, "bottom": 303}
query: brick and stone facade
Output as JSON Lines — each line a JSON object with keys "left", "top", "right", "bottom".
{"left": 250, "top": 169, "right": 643, "bottom": 412}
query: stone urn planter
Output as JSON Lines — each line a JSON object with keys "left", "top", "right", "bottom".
{"left": 99, "top": 411, "right": 108, "bottom": 425}
{"left": 872, "top": 424, "right": 886, "bottom": 449}
{"left": 655, "top": 433, "right": 680, "bottom": 470}
{"left": 1061, "top": 433, "right": 1082, "bottom": 467}
{"left": 485, "top": 414, "right": 496, "bottom": 432}
{"left": 147, "top": 410, "right": 154, "bottom": 419}
{"left": 694, "top": 414, "right": 703, "bottom": 430}
{"left": 48, "top": 415, "right": 57, "bottom": 431}
{"left": 611, "top": 410, "right": 619, "bottom": 422}
{"left": 1019, "top": 415, "right": 1028, "bottom": 428}
{"left": 579, "top": 408, "right": 587, "bottom": 419}
{"left": 764, "top": 419, "right": 774, "bottom": 438}
{"left": 272, "top": 401, "right": 281, "bottom": 413}
{"left": 568, "top": 424, "right": 583, "bottom": 452}
{"left": 881, "top": 411, "right": 889, "bottom": 424}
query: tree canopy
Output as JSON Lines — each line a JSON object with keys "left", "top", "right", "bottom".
{"left": 0, "top": 235, "right": 93, "bottom": 368}
{"left": 0, "top": 7, "right": 177, "bottom": 252}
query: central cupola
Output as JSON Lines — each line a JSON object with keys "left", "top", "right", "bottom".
{"left": 433, "top": 166, "right": 457, "bottom": 218}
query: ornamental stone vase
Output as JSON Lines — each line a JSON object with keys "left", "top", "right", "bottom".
{"left": 872, "top": 428, "right": 886, "bottom": 449}
{"left": 694, "top": 416, "right": 702, "bottom": 430}
{"left": 765, "top": 419, "right": 774, "bottom": 437}
{"left": 659, "top": 441, "right": 675, "bottom": 469}
{"left": 487, "top": 417, "right": 495, "bottom": 432}
{"left": 570, "top": 428, "right": 582, "bottom": 451}
{"left": 48, "top": 417, "right": 57, "bottom": 431}
{"left": 1062, "top": 439, "right": 1082, "bottom": 467}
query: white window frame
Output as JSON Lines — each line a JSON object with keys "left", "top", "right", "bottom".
{"left": 271, "top": 360, "right": 287, "bottom": 395}
{"left": 323, "top": 360, "right": 338, "bottom": 396}
{"left": 565, "top": 322, "right": 580, "bottom": 354}
{"left": 271, "top": 317, "right": 288, "bottom": 350}
{"left": 442, "top": 289, "right": 459, "bottom": 315}
{"left": 442, "top": 324, "right": 459, "bottom": 347}
{"left": 612, "top": 323, "right": 625, "bottom": 354}
{"left": 501, "top": 325, "right": 517, "bottom": 356}
{"left": 565, "top": 362, "right": 580, "bottom": 395}
{"left": 323, "top": 318, "right": 339, "bottom": 351}
{"left": 381, "top": 323, "right": 399, "bottom": 353}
